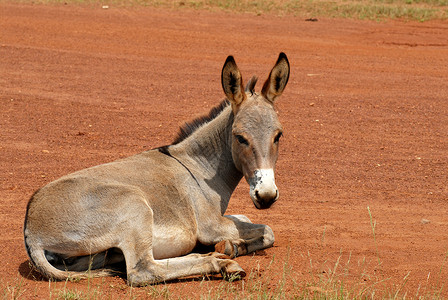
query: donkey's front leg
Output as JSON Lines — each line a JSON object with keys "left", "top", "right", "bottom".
{"left": 214, "top": 215, "right": 274, "bottom": 258}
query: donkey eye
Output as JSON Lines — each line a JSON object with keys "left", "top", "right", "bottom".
{"left": 235, "top": 135, "right": 249, "bottom": 146}
{"left": 274, "top": 132, "right": 283, "bottom": 144}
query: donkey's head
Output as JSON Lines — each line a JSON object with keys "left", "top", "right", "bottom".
{"left": 221, "top": 53, "right": 290, "bottom": 209}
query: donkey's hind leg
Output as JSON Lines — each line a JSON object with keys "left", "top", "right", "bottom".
{"left": 214, "top": 215, "right": 274, "bottom": 258}
{"left": 117, "top": 199, "right": 244, "bottom": 286}
{"left": 127, "top": 253, "right": 245, "bottom": 286}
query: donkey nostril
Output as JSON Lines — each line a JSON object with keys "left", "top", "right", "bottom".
{"left": 255, "top": 190, "right": 278, "bottom": 201}
{"left": 254, "top": 190, "right": 278, "bottom": 209}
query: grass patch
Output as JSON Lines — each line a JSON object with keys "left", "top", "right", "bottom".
{"left": 1, "top": 277, "right": 26, "bottom": 299}
{"left": 1, "top": 250, "right": 447, "bottom": 299}
{"left": 13, "top": 0, "right": 447, "bottom": 21}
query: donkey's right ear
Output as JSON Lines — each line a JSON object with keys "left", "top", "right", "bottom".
{"left": 221, "top": 56, "right": 246, "bottom": 111}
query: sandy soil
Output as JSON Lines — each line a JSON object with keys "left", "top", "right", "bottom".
{"left": 1, "top": 2, "right": 448, "bottom": 298}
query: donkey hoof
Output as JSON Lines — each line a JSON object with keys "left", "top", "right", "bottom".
{"left": 215, "top": 240, "right": 233, "bottom": 257}
{"left": 215, "top": 239, "right": 246, "bottom": 258}
{"left": 221, "top": 262, "right": 246, "bottom": 281}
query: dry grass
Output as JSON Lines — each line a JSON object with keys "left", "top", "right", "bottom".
{"left": 2, "top": 249, "right": 446, "bottom": 299}
{"left": 18, "top": 0, "right": 448, "bottom": 21}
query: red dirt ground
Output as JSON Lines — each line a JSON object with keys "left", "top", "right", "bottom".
{"left": 1, "top": 3, "right": 448, "bottom": 298}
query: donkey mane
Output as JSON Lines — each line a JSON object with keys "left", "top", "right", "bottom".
{"left": 172, "top": 100, "right": 230, "bottom": 144}
{"left": 172, "top": 76, "right": 258, "bottom": 145}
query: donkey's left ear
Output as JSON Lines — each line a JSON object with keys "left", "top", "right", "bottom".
{"left": 261, "top": 52, "right": 290, "bottom": 103}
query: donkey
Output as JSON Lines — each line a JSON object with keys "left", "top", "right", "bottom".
{"left": 24, "top": 53, "right": 290, "bottom": 286}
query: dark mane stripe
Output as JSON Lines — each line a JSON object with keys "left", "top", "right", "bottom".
{"left": 172, "top": 100, "right": 230, "bottom": 144}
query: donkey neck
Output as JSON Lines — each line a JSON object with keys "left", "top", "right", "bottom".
{"left": 169, "top": 105, "right": 242, "bottom": 214}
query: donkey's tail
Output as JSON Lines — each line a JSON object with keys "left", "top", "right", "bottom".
{"left": 24, "top": 236, "right": 118, "bottom": 281}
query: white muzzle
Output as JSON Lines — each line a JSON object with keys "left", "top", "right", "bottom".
{"left": 249, "top": 169, "right": 279, "bottom": 209}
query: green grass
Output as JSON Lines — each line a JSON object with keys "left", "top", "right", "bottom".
{"left": 14, "top": 0, "right": 448, "bottom": 21}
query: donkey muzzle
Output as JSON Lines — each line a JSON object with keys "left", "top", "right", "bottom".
{"left": 249, "top": 169, "right": 279, "bottom": 209}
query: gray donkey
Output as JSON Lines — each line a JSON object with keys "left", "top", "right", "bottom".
{"left": 24, "top": 53, "right": 290, "bottom": 286}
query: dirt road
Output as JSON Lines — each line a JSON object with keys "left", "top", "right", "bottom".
{"left": 1, "top": 3, "right": 448, "bottom": 297}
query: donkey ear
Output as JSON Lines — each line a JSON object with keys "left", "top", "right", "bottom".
{"left": 221, "top": 56, "right": 246, "bottom": 109}
{"left": 261, "top": 52, "right": 290, "bottom": 103}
